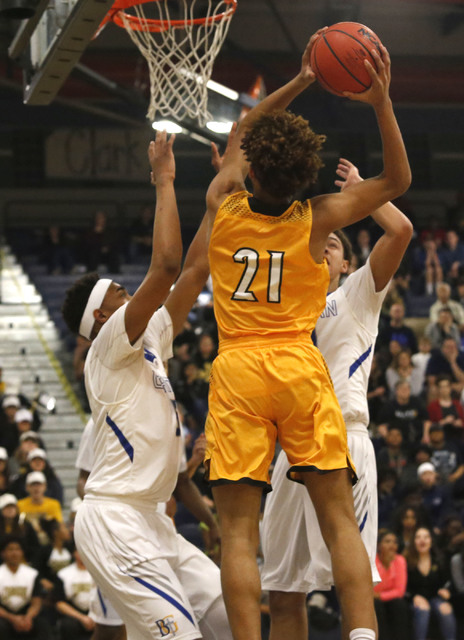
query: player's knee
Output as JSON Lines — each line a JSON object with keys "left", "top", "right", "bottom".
{"left": 318, "top": 510, "right": 359, "bottom": 552}
{"left": 269, "top": 591, "right": 306, "bottom": 618}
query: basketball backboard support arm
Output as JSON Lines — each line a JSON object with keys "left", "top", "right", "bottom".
{"left": 8, "top": 0, "right": 49, "bottom": 60}
{"left": 21, "top": 0, "right": 114, "bottom": 106}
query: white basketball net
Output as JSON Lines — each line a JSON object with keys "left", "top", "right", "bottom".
{"left": 118, "top": 0, "right": 236, "bottom": 126}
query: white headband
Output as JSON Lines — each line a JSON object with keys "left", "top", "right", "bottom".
{"left": 79, "top": 279, "right": 112, "bottom": 340}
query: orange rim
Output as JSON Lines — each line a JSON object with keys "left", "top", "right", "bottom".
{"left": 100, "top": 0, "right": 237, "bottom": 33}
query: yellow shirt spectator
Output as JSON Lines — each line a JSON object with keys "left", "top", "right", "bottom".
{"left": 17, "top": 471, "right": 63, "bottom": 544}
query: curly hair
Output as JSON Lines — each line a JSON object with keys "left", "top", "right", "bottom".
{"left": 240, "top": 110, "right": 326, "bottom": 199}
{"left": 61, "top": 272, "right": 99, "bottom": 335}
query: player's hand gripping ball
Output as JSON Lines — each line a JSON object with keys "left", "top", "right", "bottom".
{"left": 310, "top": 22, "right": 384, "bottom": 96}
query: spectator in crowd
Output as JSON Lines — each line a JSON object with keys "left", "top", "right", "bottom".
{"left": 376, "top": 380, "right": 431, "bottom": 451}
{"left": 378, "top": 469, "right": 400, "bottom": 529}
{"left": 429, "top": 282, "right": 464, "bottom": 330}
{"left": 386, "top": 338, "right": 402, "bottom": 367}
{"left": 416, "top": 462, "right": 454, "bottom": 533}
{"left": 16, "top": 396, "right": 41, "bottom": 434}
{"left": 192, "top": 332, "right": 217, "bottom": 383}
{"left": 83, "top": 210, "right": 121, "bottom": 274}
{"left": 385, "top": 348, "right": 423, "bottom": 398}
{"left": 0, "top": 396, "right": 21, "bottom": 456}
{"left": 0, "top": 536, "right": 50, "bottom": 639}
{"left": 398, "top": 443, "right": 434, "bottom": 495}
{"left": 10, "top": 449, "right": 64, "bottom": 506}
{"left": 426, "top": 336, "right": 464, "bottom": 398}
{"left": 54, "top": 541, "right": 95, "bottom": 640}
{"left": 377, "top": 302, "right": 418, "bottom": 356}
{"left": 405, "top": 526, "right": 456, "bottom": 640}
{"left": 411, "top": 335, "right": 432, "bottom": 398}
{"left": 14, "top": 410, "right": 35, "bottom": 439}
{"left": 0, "top": 447, "right": 11, "bottom": 493}
{"left": 0, "top": 494, "right": 39, "bottom": 565}
{"left": 41, "top": 225, "right": 75, "bottom": 276}
{"left": 17, "top": 472, "right": 62, "bottom": 545}
{"left": 411, "top": 233, "right": 444, "bottom": 296}
{"left": 392, "top": 505, "right": 426, "bottom": 555}
{"left": 373, "top": 529, "right": 410, "bottom": 640}
{"left": 367, "top": 353, "right": 389, "bottom": 423}
{"left": 9, "top": 432, "right": 44, "bottom": 481}
{"left": 425, "top": 307, "right": 461, "bottom": 350}
{"left": 354, "top": 227, "right": 372, "bottom": 266}
{"left": 428, "top": 424, "right": 464, "bottom": 497}
{"left": 376, "top": 426, "right": 409, "bottom": 483}
{"left": 441, "top": 230, "right": 464, "bottom": 287}
{"left": 437, "top": 515, "right": 464, "bottom": 566}
{"left": 427, "top": 375, "right": 464, "bottom": 449}
{"left": 34, "top": 519, "right": 72, "bottom": 596}
{"left": 168, "top": 339, "right": 192, "bottom": 388}
{"left": 128, "top": 205, "right": 154, "bottom": 263}
{"left": 173, "top": 361, "right": 209, "bottom": 429}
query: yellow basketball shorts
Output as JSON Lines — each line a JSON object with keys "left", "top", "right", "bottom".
{"left": 204, "top": 340, "right": 355, "bottom": 491}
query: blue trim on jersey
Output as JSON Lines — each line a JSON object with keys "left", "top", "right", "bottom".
{"left": 97, "top": 588, "right": 107, "bottom": 617}
{"left": 131, "top": 575, "right": 195, "bottom": 625}
{"left": 359, "top": 510, "right": 368, "bottom": 532}
{"left": 144, "top": 348, "right": 157, "bottom": 363}
{"left": 349, "top": 344, "right": 372, "bottom": 378}
{"left": 106, "top": 414, "right": 134, "bottom": 463}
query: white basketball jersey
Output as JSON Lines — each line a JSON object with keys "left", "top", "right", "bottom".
{"left": 76, "top": 417, "right": 188, "bottom": 489}
{"left": 315, "top": 259, "right": 388, "bottom": 430}
{"left": 75, "top": 418, "right": 94, "bottom": 474}
{"left": 84, "top": 304, "right": 183, "bottom": 505}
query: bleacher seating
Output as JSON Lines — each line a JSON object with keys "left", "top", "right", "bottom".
{"left": 1, "top": 246, "right": 86, "bottom": 516}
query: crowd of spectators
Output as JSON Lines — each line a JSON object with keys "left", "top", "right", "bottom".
{"left": 0, "top": 363, "right": 89, "bottom": 638}
{"left": 31, "top": 206, "right": 157, "bottom": 277}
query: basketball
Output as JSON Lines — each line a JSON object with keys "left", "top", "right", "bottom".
{"left": 310, "top": 22, "right": 384, "bottom": 96}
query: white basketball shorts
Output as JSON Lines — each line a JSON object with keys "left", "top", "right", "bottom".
{"left": 260, "top": 429, "right": 380, "bottom": 593}
{"left": 75, "top": 496, "right": 202, "bottom": 640}
{"left": 88, "top": 530, "right": 223, "bottom": 628}
{"left": 89, "top": 586, "right": 123, "bottom": 626}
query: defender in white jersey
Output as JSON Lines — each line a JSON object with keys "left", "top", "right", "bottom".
{"left": 260, "top": 159, "right": 413, "bottom": 640}
{"left": 62, "top": 132, "right": 218, "bottom": 640}
{"left": 75, "top": 417, "right": 231, "bottom": 640}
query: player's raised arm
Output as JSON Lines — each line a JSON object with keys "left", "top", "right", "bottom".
{"left": 335, "top": 158, "right": 413, "bottom": 291}
{"left": 206, "top": 28, "right": 327, "bottom": 214}
{"left": 165, "top": 125, "right": 239, "bottom": 337}
{"left": 123, "top": 131, "right": 183, "bottom": 343}
{"left": 310, "top": 45, "right": 411, "bottom": 260}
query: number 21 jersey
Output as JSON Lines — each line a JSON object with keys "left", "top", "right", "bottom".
{"left": 209, "top": 190, "right": 329, "bottom": 344}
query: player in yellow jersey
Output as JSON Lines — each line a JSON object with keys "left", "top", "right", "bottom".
{"left": 204, "top": 28, "right": 411, "bottom": 640}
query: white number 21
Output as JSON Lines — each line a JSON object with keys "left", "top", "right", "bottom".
{"left": 231, "top": 248, "right": 284, "bottom": 303}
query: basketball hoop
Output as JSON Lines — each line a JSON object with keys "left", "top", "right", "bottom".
{"left": 98, "top": 0, "right": 237, "bottom": 126}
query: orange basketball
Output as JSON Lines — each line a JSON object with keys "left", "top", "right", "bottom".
{"left": 310, "top": 22, "right": 384, "bottom": 96}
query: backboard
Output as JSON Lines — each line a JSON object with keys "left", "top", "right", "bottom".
{"left": 8, "top": 0, "right": 114, "bottom": 105}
